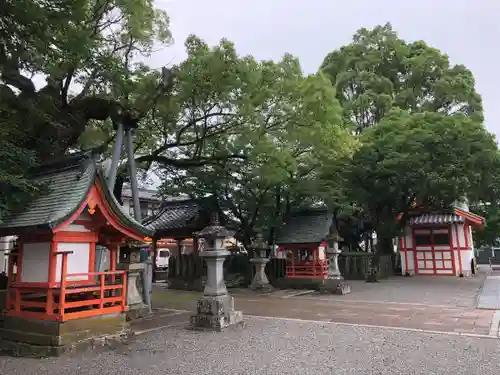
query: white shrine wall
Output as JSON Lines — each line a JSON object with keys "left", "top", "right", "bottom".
{"left": 452, "top": 223, "right": 474, "bottom": 276}
{"left": 20, "top": 242, "right": 50, "bottom": 283}
{"left": 56, "top": 242, "right": 91, "bottom": 282}
{"left": 399, "top": 222, "right": 475, "bottom": 277}
{"left": 399, "top": 227, "right": 415, "bottom": 275}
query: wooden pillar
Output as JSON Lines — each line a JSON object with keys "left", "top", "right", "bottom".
{"left": 175, "top": 238, "right": 185, "bottom": 277}
{"left": 151, "top": 239, "right": 158, "bottom": 282}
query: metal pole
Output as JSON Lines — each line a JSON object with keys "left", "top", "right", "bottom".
{"left": 108, "top": 122, "right": 124, "bottom": 191}
{"left": 125, "top": 128, "right": 141, "bottom": 222}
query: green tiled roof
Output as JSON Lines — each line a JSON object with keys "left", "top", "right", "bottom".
{"left": 275, "top": 208, "right": 333, "bottom": 245}
{"left": 0, "top": 153, "right": 96, "bottom": 233}
{"left": 0, "top": 152, "right": 153, "bottom": 238}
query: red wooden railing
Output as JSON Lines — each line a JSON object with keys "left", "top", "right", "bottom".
{"left": 4, "top": 250, "right": 128, "bottom": 321}
{"left": 286, "top": 260, "right": 328, "bottom": 279}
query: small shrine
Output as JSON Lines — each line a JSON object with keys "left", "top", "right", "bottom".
{"left": 398, "top": 206, "right": 485, "bottom": 277}
{"left": 0, "top": 152, "right": 153, "bottom": 356}
{"left": 275, "top": 208, "right": 331, "bottom": 282}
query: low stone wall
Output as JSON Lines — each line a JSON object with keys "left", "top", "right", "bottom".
{"left": 0, "top": 313, "right": 129, "bottom": 357}
{"left": 339, "top": 252, "right": 394, "bottom": 280}
{"left": 166, "top": 252, "right": 395, "bottom": 291}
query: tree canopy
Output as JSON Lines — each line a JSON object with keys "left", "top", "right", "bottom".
{"left": 2, "top": 7, "right": 500, "bottom": 257}
{"left": 342, "top": 111, "right": 500, "bottom": 250}
{"left": 321, "top": 23, "right": 484, "bottom": 134}
{"left": 319, "top": 23, "right": 499, "bottom": 253}
{"left": 156, "top": 37, "right": 355, "bottom": 244}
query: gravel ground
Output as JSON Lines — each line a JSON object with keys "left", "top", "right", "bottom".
{"left": 1, "top": 317, "right": 500, "bottom": 375}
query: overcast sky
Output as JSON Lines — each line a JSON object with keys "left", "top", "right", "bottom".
{"left": 152, "top": 0, "right": 500, "bottom": 139}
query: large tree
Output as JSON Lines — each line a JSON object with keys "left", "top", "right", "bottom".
{"left": 318, "top": 24, "right": 496, "bottom": 258}
{"left": 155, "top": 37, "right": 355, "bottom": 245}
{"left": 1, "top": 0, "right": 172, "bottom": 161}
{"left": 320, "top": 23, "right": 484, "bottom": 134}
{"left": 342, "top": 110, "right": 500, "bottom": 254}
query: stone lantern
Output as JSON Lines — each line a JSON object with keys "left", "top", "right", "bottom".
{"left": 190, "top": 213, "right": 243, "bottom": 331}
{"left": 320, "top": 224, "right": 351, "bottom": 295}
{"left": 249, "top": 232, "right": 274, "bottom": 293}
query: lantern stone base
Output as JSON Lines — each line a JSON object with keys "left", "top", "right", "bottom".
{"left": 250, "top": 257, "right": 274, "bottom": 293}
{"left": 118, "top": 262, "right": 149, "bottom": 320}
{"left": 319, "top": 277, "right": 351, "bottom": 295}
{"left": 250, "top": 283, "right": 275, "bottom": 293}
{"left": 0, "top": 313, "right": 129, "bottom": 357}
{"left": 190, "top": 294, "right": 243, "bottom": 331}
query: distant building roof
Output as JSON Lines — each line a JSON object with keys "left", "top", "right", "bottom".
{"left": 121, "top": 184, "right": 162, "bottom": 202}
{"left": 408, "top": 213, "right": 464, "bottom": 226}
{"left": 143, "top": 198, "right": 200, "bottom": 232}
{"left": 405, "top": 207, "right": 485, "bottom": 229}
{"left": 0, "top": 151, "right": 153, "bottom": 238}
{"left": 275, "top": 208, "right": 333, "bottom": 245}
{"left": 143, "top": 197, "right": 232, "bottom": 239}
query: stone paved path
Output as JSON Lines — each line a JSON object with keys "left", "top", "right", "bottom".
{"left": 150, "top": 272, "right": 499, "bottom": 337}
{"left": 150, "top": 290, "right": 497, "bottom": 336}
{"left": 477, "top": 276, "right": 500, "bottom": 309}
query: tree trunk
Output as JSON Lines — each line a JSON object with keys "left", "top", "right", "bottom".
{"left": 366, "top": 232, "right": 392, "bottom": 283}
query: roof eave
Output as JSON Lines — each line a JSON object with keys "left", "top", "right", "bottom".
{"left": 95, "top": 171, "right": 154, "bottom": 239}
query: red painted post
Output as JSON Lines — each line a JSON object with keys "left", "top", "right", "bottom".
{"left": 99, "top": 274, "right": 105, "bottom": 309}
{"left": 56, "top": 251, "right": 73, "bottom": 320}
{"left": 121, "top": 272, "right": 127, "bottom": 310}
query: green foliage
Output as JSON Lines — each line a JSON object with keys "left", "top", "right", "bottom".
{"left": 319, "top": 24, "right": 497, "bottom": 255}
{"left": 343, "top": 110, "right": 500, "bottom": 246}
{"left": 0, "top": 107, "right": 41, "bottom": 218}
{"left": 472, "top": 204, "right": 500, "bottom": 248}
{"left": 154, "top": 36, "right": 353, "bottom": 243}
{"left": 320, "top": 23, "right": 484, "bottom": 134}
{"left": 0, "top": 0, "right": 171, "bottom": 213}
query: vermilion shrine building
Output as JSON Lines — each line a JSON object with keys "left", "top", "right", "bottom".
{"left": 0, "top": 152, "right": 153, "bottom": 355}
{"left": 399, "top": 207, "right": 484, "bottom": 277}
{"left": 275, "top": 208, "right": 330, "bottom": 281}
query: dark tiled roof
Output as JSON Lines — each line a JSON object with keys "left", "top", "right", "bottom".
{"left": 121, "top": 184, "right": 162, "bottom": 201}
{"left": 275, "top": 208, "right": 333, "bottom": 244}
{"left": 143, "top": 199, "right": 200, "bottom": 232}
{"left": 408, "top": 213, "right": 464, "bottom": 225}
{"left": 0, "top": 152, "right": 153, "bottom": 238}
{"left": 0, "top": 153, "right": 95, "bottom": 231}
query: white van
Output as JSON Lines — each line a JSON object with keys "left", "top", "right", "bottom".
{"left": 156, "top": 249, "right": 170, "bottom": 271}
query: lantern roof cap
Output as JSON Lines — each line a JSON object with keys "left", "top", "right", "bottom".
{"left": 196, "top": 212, "right": 233, "bottom": 239}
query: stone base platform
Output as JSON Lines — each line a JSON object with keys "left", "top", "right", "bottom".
{"left": 126, "top": 306, "right": 150, "bottom": 321}
{"left": 0, "top": 313, "right": 129, "bottom": 357}
{"left": 190, "top": 295, "right": 244, "bottom": 332}
{"left": 319, "top": 278, "right": 351, "bottom": 295}
{"left": 250, "top": 283, "right": 275, "bottom": 293}
{"left": 271, "top": 277, "right": 325, "bottom": 290}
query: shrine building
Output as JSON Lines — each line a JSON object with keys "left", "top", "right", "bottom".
{"left": 0, "top": 151, "right": 153, "bottom": 356}
{"left": 275, "top": 208, "right": 330, "bottom": 284}
{"left": 398, "top": 206, "right": 484, "bottom": 277}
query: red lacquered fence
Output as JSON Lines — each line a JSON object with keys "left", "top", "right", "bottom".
{"left": 5, "top": 250, "right": 128, "bottom": 321}
{"left": 285, "top": 260, "right": 329, "bottom": 279}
